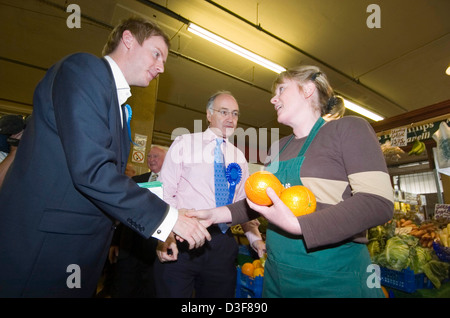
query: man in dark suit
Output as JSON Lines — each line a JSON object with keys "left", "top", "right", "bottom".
{"left": 0, "top": 17, "right": 210, "bottom": 297}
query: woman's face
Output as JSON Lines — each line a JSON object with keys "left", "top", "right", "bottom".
{"left": 270, "top": 78, "right": 307, "bottom": 126}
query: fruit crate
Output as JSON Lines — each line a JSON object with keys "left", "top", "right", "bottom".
{"left": 235, "top": 267, "right": 263, "bottom": 298}
{"left": 432, "top": 242, "right": 450, "bottom": 263}
{"left": 380, "top": 266, "right": 433, "bottom": 293}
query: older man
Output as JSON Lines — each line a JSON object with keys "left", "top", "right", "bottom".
{"left": 153, "top": 91, "right": 265, "bottom": 298}
{"left": 133, "top": 146, "right": 167, "bottom": 183}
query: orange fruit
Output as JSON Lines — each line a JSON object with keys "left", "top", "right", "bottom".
{"left": 253, "top": 267, "right": 264, "bottom": 277}
{"left": 280, "top": 185, "right": 316, "bottom": 216}
{"left": 241, "top": 263, "right": 255, "bottom": 277}
{"left": 381, "top": 286, "right": 389, "bottom": 298}
{"left": 245, "top": 171, "right": 284, "bottom": 206}
{"left": 252, "top": 259, "right": 263, "bottom": 269}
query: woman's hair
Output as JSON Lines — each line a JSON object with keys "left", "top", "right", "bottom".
{"left": 102, "top": 17, "right": 170, "bottom": 56}
{"left": 272, "top": 65, "right": 345, "bottom": 118}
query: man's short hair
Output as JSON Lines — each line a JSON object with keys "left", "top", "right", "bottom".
{"left": 102, "top": 17, "right": 170, "bottom": 56}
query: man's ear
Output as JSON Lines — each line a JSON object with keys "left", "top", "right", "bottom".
{"left": 122, "top": 30, "right": 134, "bottom": 49}
{"left": 206, "top": 110, "right": 212, "bottom": 123}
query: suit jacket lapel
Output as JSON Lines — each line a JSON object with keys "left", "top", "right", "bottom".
{"left": 101, "top": 57, "right": 130, "bottom": 173}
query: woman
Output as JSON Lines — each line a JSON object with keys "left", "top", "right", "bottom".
{"left": 189, "top": 65, "right": 394, "bottom": 297}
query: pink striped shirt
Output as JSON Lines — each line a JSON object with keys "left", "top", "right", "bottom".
{"left": 160, "top": 128, "right": 249, "bottom": 210}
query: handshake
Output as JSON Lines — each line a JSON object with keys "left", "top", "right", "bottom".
{"left": 159, "top": 206, "right": 231, "bottom": 262}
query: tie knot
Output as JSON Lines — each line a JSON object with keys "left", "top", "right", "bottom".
{"left": 214, "top": 138, "right": 224, "bottom": 163}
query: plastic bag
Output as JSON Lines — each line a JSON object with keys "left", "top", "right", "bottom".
{"left": 433, "top": 122, "right": 450, "bottom": 175}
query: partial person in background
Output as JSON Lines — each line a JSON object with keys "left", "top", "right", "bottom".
{"left": 188, "top": 66, "right": 393, "bottom": 298}
{"left": 124, "top": 163, "right": 137, "bottom": 178}
{"left": 133, "top": 146, "right": 166, "bottom": 182}
{"left": 0, "top": 115, "right": 28, "bottom": 187}
{"left": 153, "top": 91, "right": 265, "bottom": 298}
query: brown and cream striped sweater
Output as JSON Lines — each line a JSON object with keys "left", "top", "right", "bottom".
{"left": 229, "top": 116, "right": 394, "bottom": 250}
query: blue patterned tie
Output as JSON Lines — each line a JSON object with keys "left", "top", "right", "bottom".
{"left": 214, "top": 138, "right": 229, "bottom": 233}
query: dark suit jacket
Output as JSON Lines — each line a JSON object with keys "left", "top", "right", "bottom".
{"left": 111, "top": 172, "right": 158, "bottom": 263}
{"left": 0, "top": 53, "right": 169, "bottom": 297}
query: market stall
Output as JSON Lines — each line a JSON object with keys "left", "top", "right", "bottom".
{"left": 368, "top": 208, "right": 450, "bottom": 297}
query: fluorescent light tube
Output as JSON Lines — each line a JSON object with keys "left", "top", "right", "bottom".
{"left": 343, "top": 98, "right": 384, "bottom": 121}
{"left": 188, "top": 23, "right": 286, "bottom": 74}
{"left": 187, "top": 23, "right": 383, "bottom": 121}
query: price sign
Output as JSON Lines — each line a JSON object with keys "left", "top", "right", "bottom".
{"left": 390, "top": 128, "right": 407, "bottom": 147}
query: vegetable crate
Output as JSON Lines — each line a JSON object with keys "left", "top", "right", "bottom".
{"left": 432, "top": 242, "right": 450, "bottom": 263}
{"left": 235, "top": 267, "right": 263, "bottom": 298}
{"left": 380, "top": 266, "right": 433, "bottom": 293}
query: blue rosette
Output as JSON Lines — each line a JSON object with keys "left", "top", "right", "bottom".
{"left": 226, "top": 163, "right": 242, "bottom": 204}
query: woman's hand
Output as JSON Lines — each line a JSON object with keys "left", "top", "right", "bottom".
{"left": 251, "top": 240, "right": 267, "bottom": 258}
{"left": 185, "top": 206, "right": 232, "bottom": 228}
{"left": 247, "top": 187, "right": 302, "bottom": 235}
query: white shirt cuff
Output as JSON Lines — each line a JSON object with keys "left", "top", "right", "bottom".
{"left": 245, "top": 231, "right": 262, "bottom": 247}
{"left": 151, "top": 206, "right": 178, "bottom": 241}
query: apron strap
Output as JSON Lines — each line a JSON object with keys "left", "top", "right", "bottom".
{"left": 298, "top": 117, "right": 325, "bottom": 157}
{"left": 267, "top": 117, "right": 325, "bottom": 172}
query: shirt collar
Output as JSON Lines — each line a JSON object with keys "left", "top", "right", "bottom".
{"left": 204, "top": 127, "right": 230, "bottom": 145}
{"left": 104, "top": 55, "right": 131, "bottom": 106}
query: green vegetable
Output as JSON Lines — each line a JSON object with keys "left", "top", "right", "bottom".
{"left": 409, "top": 246, "right": 432, "bottom": 274}
{"left": 367, "top": 240, "right": 381, "bottom": 257}
{"left": 384, "top": 221, "right": 396, "bottom": 240}
{"left": 373, "top": 235, "right": 418, "bottom": 271}
{"left": 422, "top": 260, "right": 450, "bottom": 289}
{"left": 368, "top": 225, "right": 386, "bottom": 241}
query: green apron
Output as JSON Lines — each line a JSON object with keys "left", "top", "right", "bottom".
{"left": 264, "top": 117, "right": 383, "bottom": 298}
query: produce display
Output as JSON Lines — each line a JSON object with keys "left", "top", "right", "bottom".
{"left": 240, "top": 258, "right": 266, "bottom": 278}
{"left": 408, "top": 139, "right": 426, "bottom": 156}
{"left": 368, "top": 216, "right": 450, "bottom": 289}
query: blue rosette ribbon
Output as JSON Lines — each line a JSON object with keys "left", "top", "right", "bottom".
{"left": 125, "top": 104, "right": 138, "bottom": 146}
{"left": 225, "top": 163, "right": 242, "bottom": 204}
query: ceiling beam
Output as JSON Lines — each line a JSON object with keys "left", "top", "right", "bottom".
{"left": 371, "top": 99, "right": 450, "bottom": 133}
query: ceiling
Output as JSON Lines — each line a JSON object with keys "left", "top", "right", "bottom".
{"left": 1, "top": 0, "right": 449, "bottom": 165}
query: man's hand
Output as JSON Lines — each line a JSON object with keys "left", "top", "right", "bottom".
{"left": 156, "top": 233, "right": 178, "bottom": 262}
{"left": 171, "top": 211, "right": 211, "bottom": 249}
{"left": 108, "top": 245, "right": 119, "bottom": 264}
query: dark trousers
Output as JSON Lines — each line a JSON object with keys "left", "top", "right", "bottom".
{"left": 111, "top": 228, "right": 158, "bottom": 298}
{"left": 111, "top": 250, "right": 156, "bottom": 298}
{"left": 153, "top": 226, "right": 239, "bottom": 298}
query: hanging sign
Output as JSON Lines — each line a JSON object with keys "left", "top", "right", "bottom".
{"left": 131, "top": 133, "right": 147, "bottom": 164}
{"left": 377, "top": 118, "right": 450, "bottom": 145}
{"left": 389, "top": 128, "right": 407, "bottom": 147}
